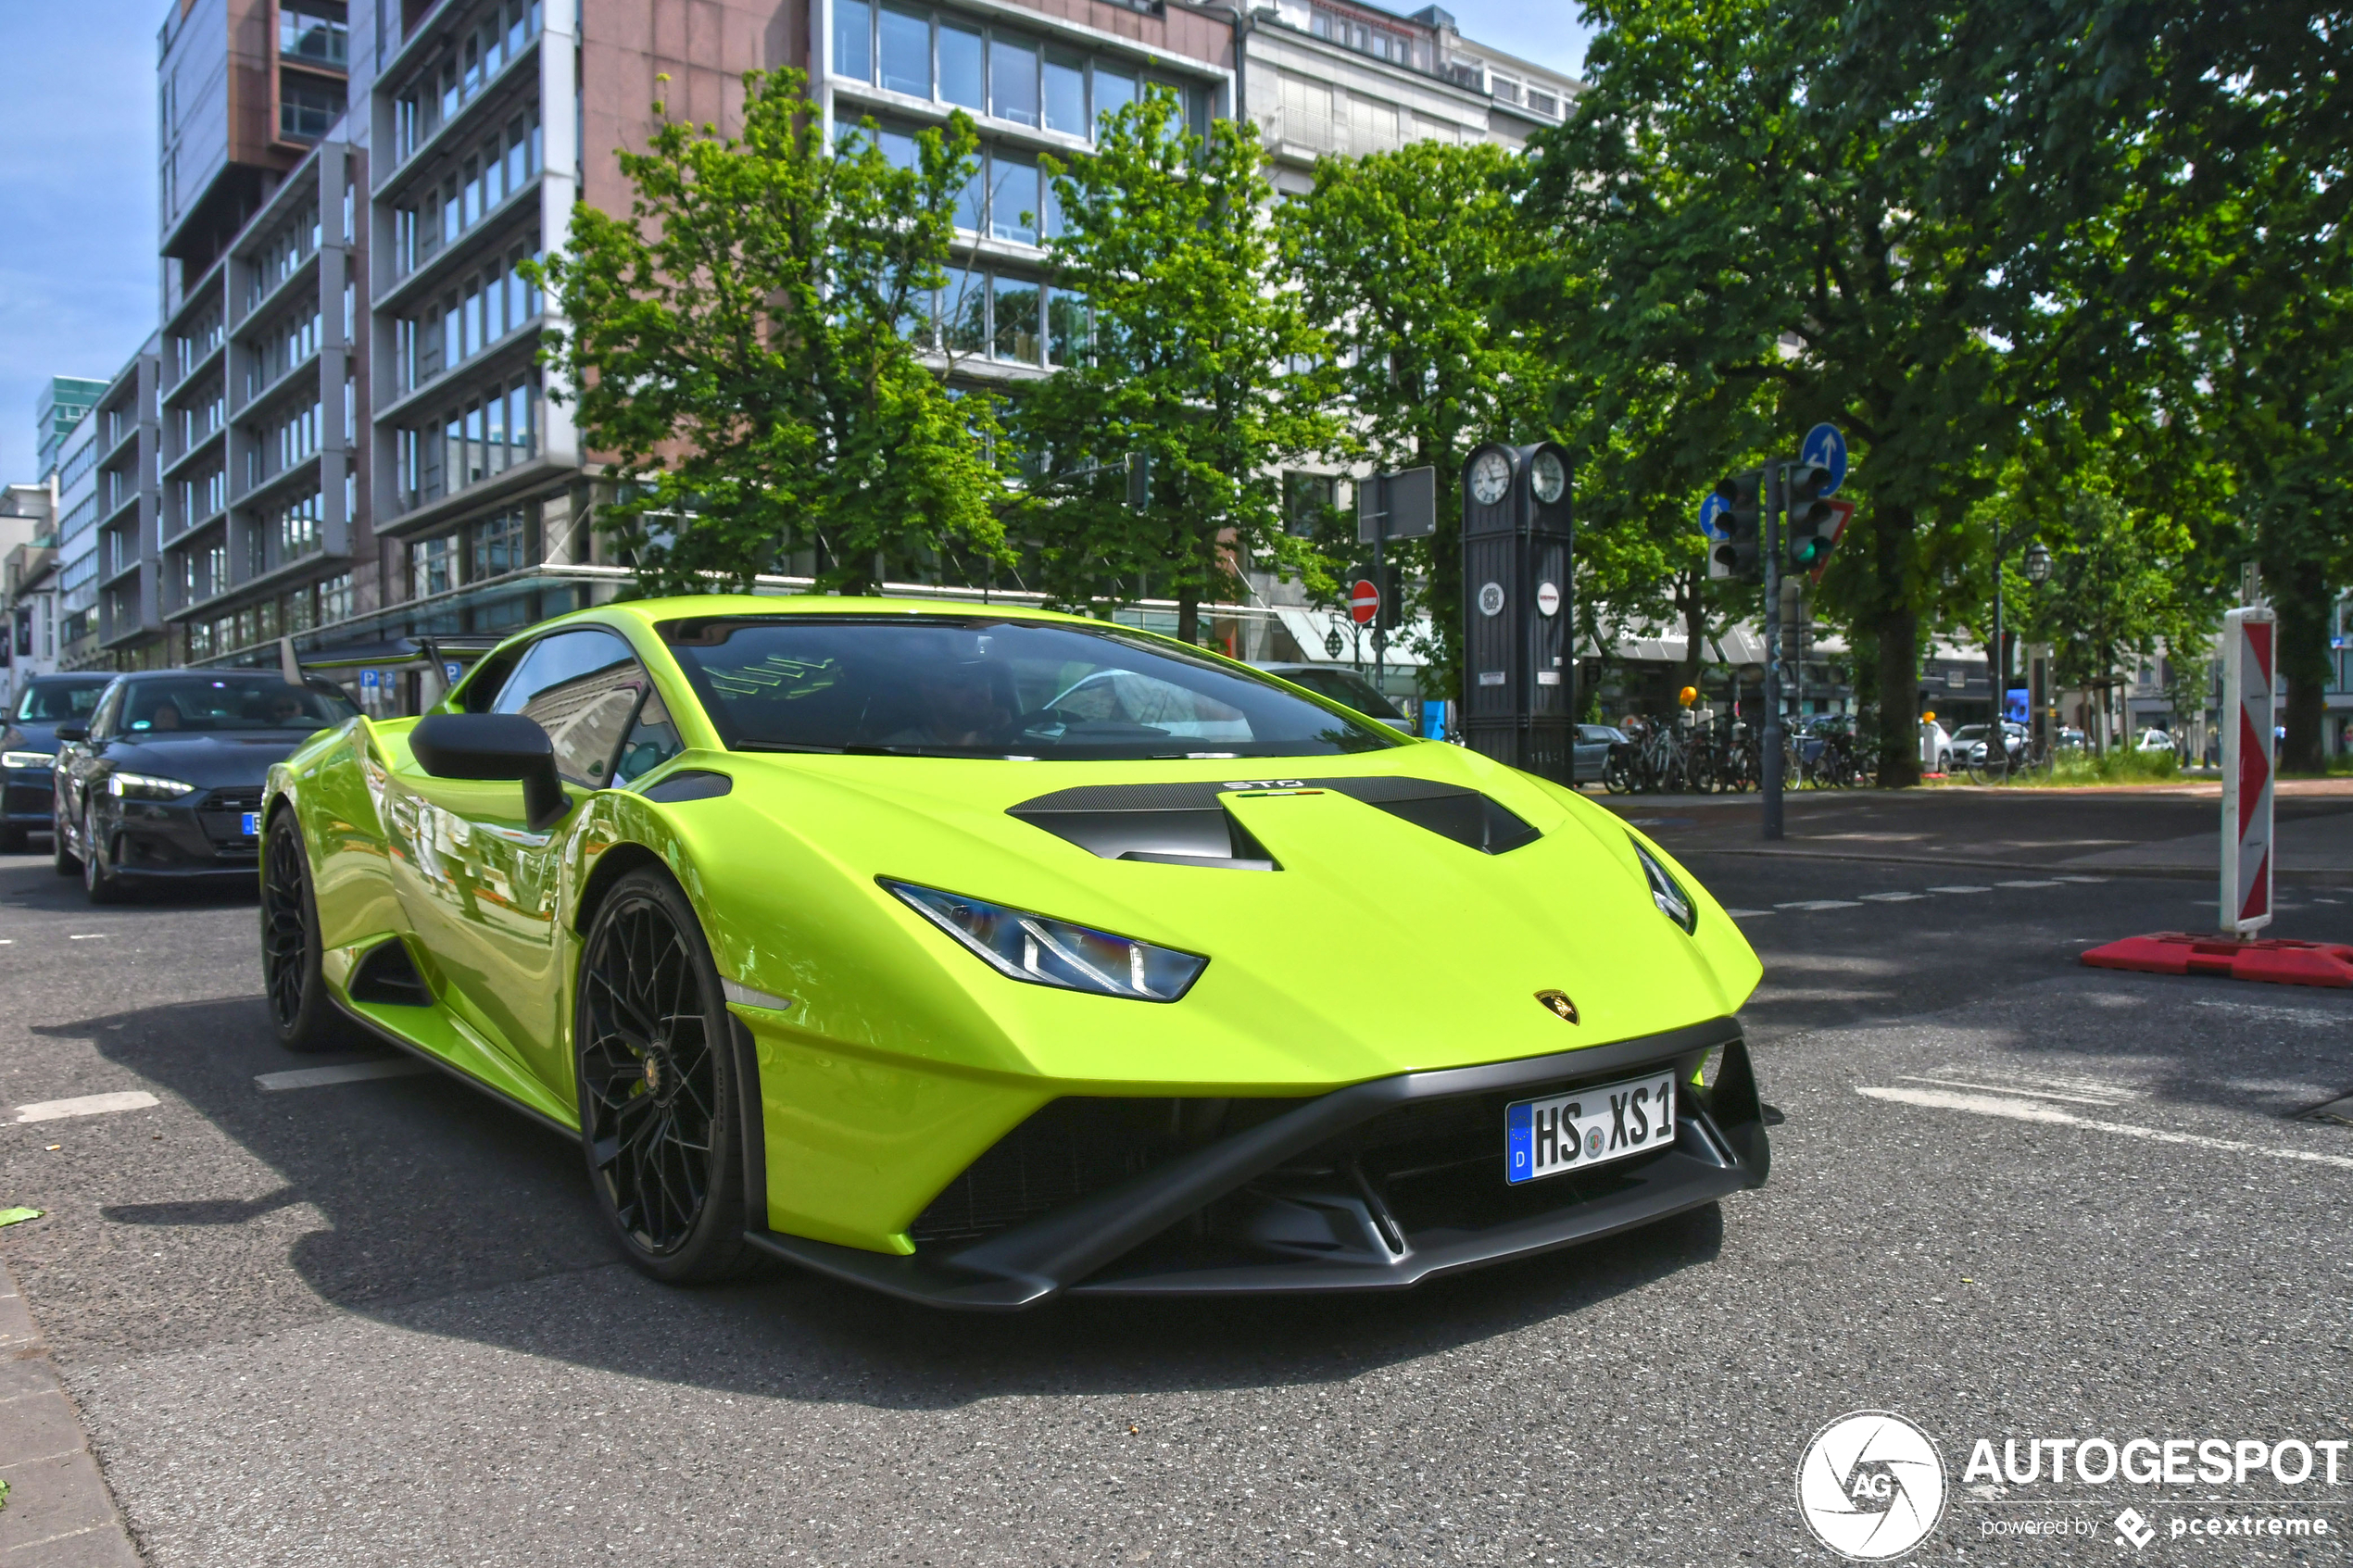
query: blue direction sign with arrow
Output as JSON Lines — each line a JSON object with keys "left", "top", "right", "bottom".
{"left": 1698, "top": 490, "right": 1732, "bottom": 541}
{"left": 1802, "top": 422, "right": 1848, "bottom": 493}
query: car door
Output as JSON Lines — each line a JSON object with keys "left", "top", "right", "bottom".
{"left": 384, "top": 626, "right": 661, "bottom": 1095}
{"left": 1573, "top": 724, "right": 1610, "bottom": 783}
{"left": 57, "top": 683, "right": 123, "bottom": 847}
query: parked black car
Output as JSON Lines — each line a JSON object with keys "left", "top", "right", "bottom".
{"left": 51, "top": 671, "right": 360, "bottom": 902}
{"left": 1, "top": 673, "right": 116, "bottom": 852}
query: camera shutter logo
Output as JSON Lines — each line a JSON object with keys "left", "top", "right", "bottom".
{"left": 1795, "top": 1411, "right": 1947, "bottom": 1560}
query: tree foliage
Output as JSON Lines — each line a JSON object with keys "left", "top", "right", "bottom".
{"left": 534, "top": 69, "right": 1007, "bottom": 596}
{"left": 1013, "top": 93, "right": 1339, "bottom": 645}
{"left": 1278, "top": 139, "right": 1544, "bottom": 696}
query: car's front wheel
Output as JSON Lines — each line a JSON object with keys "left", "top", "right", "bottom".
{"left": 574, "top": 866, "right": 753, "bottom": 1283}
{"left": 82, "top": 805, "right": 126, "bottom": 904}
{"left": 261, "top": 810, "right": 358, "bottom": 1052}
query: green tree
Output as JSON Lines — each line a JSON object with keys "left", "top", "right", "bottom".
{"left": 534, "top": 69, "right": 1007, "bottom": 596}
{"left": 1278, "top": 139, "right": 1545, "bottom": 697}
{"left": 1512, "top": 0, "right": 2114, "bottom": 783}
{"left": 1013, "top": 91, "right": 1340, "bottom": 645}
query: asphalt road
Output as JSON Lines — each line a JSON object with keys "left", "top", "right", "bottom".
{"left": 2, "top": 794, "right": 2349, "bottom": 1566}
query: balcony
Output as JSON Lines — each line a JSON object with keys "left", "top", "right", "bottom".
{"left": 282, "top": 8, "right": 351, "bottom": 71}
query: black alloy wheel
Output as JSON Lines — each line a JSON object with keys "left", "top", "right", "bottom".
{"left": 82, "top": 804, "right": 125, "bottom": 905}
{"left": 261, "top": 810, "right": 357, "bottom": 1052}
{"left": 575, "top": 866, "right": 751, "bottom": 1283}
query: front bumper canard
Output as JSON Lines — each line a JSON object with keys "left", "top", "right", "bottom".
{"left": 742, "top": 1017, "right": 1768, "bottom": 1310}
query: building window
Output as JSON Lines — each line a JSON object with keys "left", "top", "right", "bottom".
{"left": 280, "top": 3, "right": 349, "bottom": 68}
{"left": 471, "top": 505, "right": 529, "bottom": 579}
{"left": 281, "top": 81, "right": 342, "bottom": 142}
{"left": 411, "top": 534, "right": 457, "bottom": 598}
{"left": 318, "top": 572, "right": 353, "bottom": 624}
{"left": 278, "top": 490, "right": 324, "bottom": 560}
{"left": 836, "top": 5, "right": 1156, "bottom": 144}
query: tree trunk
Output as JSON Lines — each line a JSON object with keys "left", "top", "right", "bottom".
{"left": 1677, "top": 569, "right": 1706, "bottom": 696}
{"left": 2273, "top": 564, "right": 2331, "bottom": 773}
{"left": 1870, "top": 503, "right": 1921, "bottom": 785}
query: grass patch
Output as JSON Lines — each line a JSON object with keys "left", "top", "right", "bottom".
{"left": 1960, "top": 747, "right": 2185, "bottom": 788}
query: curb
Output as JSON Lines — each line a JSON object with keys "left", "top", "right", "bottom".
{"left": 0, "top": 1254, "right": 141, "bottom": 1566}
{"left": 1676, "top": 846, "right": 2353, "bottom": 888}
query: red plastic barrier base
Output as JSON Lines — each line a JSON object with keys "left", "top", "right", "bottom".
{"left": 2080, "top": 932, "right": 2353, "bottom": 987}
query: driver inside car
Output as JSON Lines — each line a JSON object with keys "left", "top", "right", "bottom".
{"left": 885, "top": 657, "right": 1014, "bottom": 748}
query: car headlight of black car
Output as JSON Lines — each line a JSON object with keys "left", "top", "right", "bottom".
{"left": 1629, "top": 835, "right": 1697, "bottom": 934}
{"left": 108, "top": 771, "right": 197, "bottom": 801}
{"left": 883, "top": 879, "right": 1208, "bottom": 1001}
{"left": 2, "top": 749, "right": 55, "bottom": 771}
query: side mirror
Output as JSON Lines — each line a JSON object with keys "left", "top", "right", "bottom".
{"left": 55, "top": 724, "right": 87, "bottom": 744}
{"left": 409, "top": 713, "right": 571, "bottom": 830}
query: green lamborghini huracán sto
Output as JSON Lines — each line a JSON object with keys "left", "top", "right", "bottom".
{"left": 259, "top": 596, "right": 1768, "bottom": 1307}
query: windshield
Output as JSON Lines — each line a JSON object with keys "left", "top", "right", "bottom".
{"left": 114, "top": 676, "right": 360, "bottom": 734}
{"left": 661, "top": 616, "right": 1405, "bottom": 760}
{"left": 14, "top": 679, "right": 110, "bottom": 721}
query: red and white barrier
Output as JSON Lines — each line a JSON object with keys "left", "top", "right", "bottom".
{"left": 2220, "top": 605, "right": 2276, "bottom": 935}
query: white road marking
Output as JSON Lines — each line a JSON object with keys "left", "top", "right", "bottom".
{"left": 1858, "top": 892, "right": 1927, "bottom": 902}
{"left": 1996, "top": 879, "right": 2065, "bottom": 888}
{"left": 1724, "top": 909, "right": 1773, "bottom": 918}
{"left": 67, "top": 934, "right": 107, "bottom": 941}
{"left": 1898, "top": 1074, "right": 2126, "bottom": 1107}
{"left": 1856, "top": 1085, "right": 2353, "bottom": 1171}
{"left": 1927, "top": 885, "right": 1992, "bottom": 894}
{"left": 2055, "top": 875, "right": 2110, "bottom": 884}
{"left": 2194, "top": 997, "right": 2347, "bottom": 1026}
{"left": 9, "top": 1091, "right": 160, "bottom": 1123}
{"left": 255, "top": 1060, "right": 433, "bottom": 1092}
{"left": 1777, "top": 899, "right": 1863, "bottom": 911}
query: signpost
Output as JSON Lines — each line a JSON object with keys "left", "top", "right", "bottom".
{"left": 1349, "top": 580, "right": 1380, "bottom": 625}
{"left": 1358, "top": 468, "right": 1436, "bottom": 696}
{"left": 1802, "top": 422, "right": 1848, "bottom": 493}
{"left": 1698, "top": 491, "right": 1731, "bottom": 542}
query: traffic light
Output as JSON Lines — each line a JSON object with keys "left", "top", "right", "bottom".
{"left": 1708, "top": 469, "right": 1765, "bottom": 581}
{"left": 1784, "top": 461, "right": 1835, "bottom": 570}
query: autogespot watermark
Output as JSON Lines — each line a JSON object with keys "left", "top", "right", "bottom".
{"left": 1796, "top": 1416, "right": 2346, "bottom": 1560}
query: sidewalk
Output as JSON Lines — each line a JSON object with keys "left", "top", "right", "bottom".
{"left": 0, "top": 1252, "right": 140, "bottom": 1565}
{"left": 1586, "top": 783, "right": 2353, "bottom": 884}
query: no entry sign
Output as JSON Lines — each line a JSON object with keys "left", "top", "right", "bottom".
{"left": 1350, "top": 580, "right": 1379, "bottom": 625}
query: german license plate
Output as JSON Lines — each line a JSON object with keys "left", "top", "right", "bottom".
{"left": 1505, "top": 1071, "right": 1677, "bottom": 1184}
{"left": 240, "top": 812, "right": 261, "bottom": 836}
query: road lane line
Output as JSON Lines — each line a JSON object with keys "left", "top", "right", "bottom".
{"left": 1724, "top": 909, "right": 1773, "bottom": 918}
{"left": 1776, "top": 900, "right": 1863, "bottom": 911}
{"left": 1926, "top": 885, "right": 1992, "bottom": 894}
{"left": 67, "top": 934, "right": 107, "bottom": 940}
{"left": 1897, "top": 1075, "right": 2125, "bottom": 1107}
{"left": 255, "top": 1060, "right": 433, "bottom": 1092}
{"left": 9, "top": 1092, "right": 160, "bottom": 1124}
{"left": 1858, "top": 892, "right": 1927, "bottom": 902}
{"left": 1856, "top": 1085, "right": 2353, "bottom": 1171}
{"left": 1997, "top": 879, "right": 2065, "bottom": 888}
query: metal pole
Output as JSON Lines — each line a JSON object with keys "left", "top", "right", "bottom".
{"left": 1762, "top": 460, "right": 1785, "bottom": 839}
{"left": 1372, "top": 474, "right": 1386, "bottom": 698}
{"left": 1991, "top": 533, "right": 2006, "bottom": 771}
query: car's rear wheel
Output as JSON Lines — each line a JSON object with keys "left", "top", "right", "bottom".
{"left": 261, "top": 810, "right": 358, "bottom": 1052}
{"left": 574, "top": 866, "right": 752, "bottom": 1283}
{"left": 82, "top": 805, "right": 126, "bottom": 905}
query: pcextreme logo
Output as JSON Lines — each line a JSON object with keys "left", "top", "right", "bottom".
{"left": 1797, "top": 1411, "right": 1950, "bottom": 1561}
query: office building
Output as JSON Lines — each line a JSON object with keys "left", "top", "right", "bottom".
{"left": 34, "top": 378, "right": 107, "bottom": 478}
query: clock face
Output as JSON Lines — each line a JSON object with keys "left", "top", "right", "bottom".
{"left": 1531, "top": 450, "right": 1566, "bottom": 505}
{"left": 1469, "top": 450, "right": 1512, "bottom": 506}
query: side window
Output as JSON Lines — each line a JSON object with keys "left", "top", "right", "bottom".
{"left": 492, "top": 627, "right": 647, "bottom": 786}
{"left": 613, "top": 686, "right": 683, "bottom": 786}
{"left": 454, "top": 645, "right": 523, "bottom": 712}
{"left": 87, "top": 685, "right": 123, "bottom": 741}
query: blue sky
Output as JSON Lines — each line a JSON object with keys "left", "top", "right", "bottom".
{"left": 0, "top": 3, "right": 1589, "bottom": 484}
{"left": 0, "top": 2, "right": 161, "bottom": 482}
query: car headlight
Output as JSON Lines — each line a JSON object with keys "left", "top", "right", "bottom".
{"left": 108, "top": 771, "right": 196, "bottom": 800}
{"left": 1629, "top": 835, "right": 1696, "bottom": 934}
{"left": 882, "top": 879, "right": 1208, "bottom": 1001}
{"left": 2, "top": 750, "right": 55, "bottom": 771}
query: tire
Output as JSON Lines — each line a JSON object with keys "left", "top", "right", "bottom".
{"left": 574, "top": 866, "right": 753, "bottom": 1284}
{"left": 52, "top": 802, "right": 78, "bottom": 875}
{"left": 1604, "top": 752, "right": 1634, "bottom": 795}
{"left": 260, "top": 810, "right": 360, "bottom": 1052}
{"left": 82, "top": 806, "right": 127, "bottom": 905}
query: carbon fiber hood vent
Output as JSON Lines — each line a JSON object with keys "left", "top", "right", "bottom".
{"left": 1007, "top": 777, "right": 1540, "bottom": 865}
